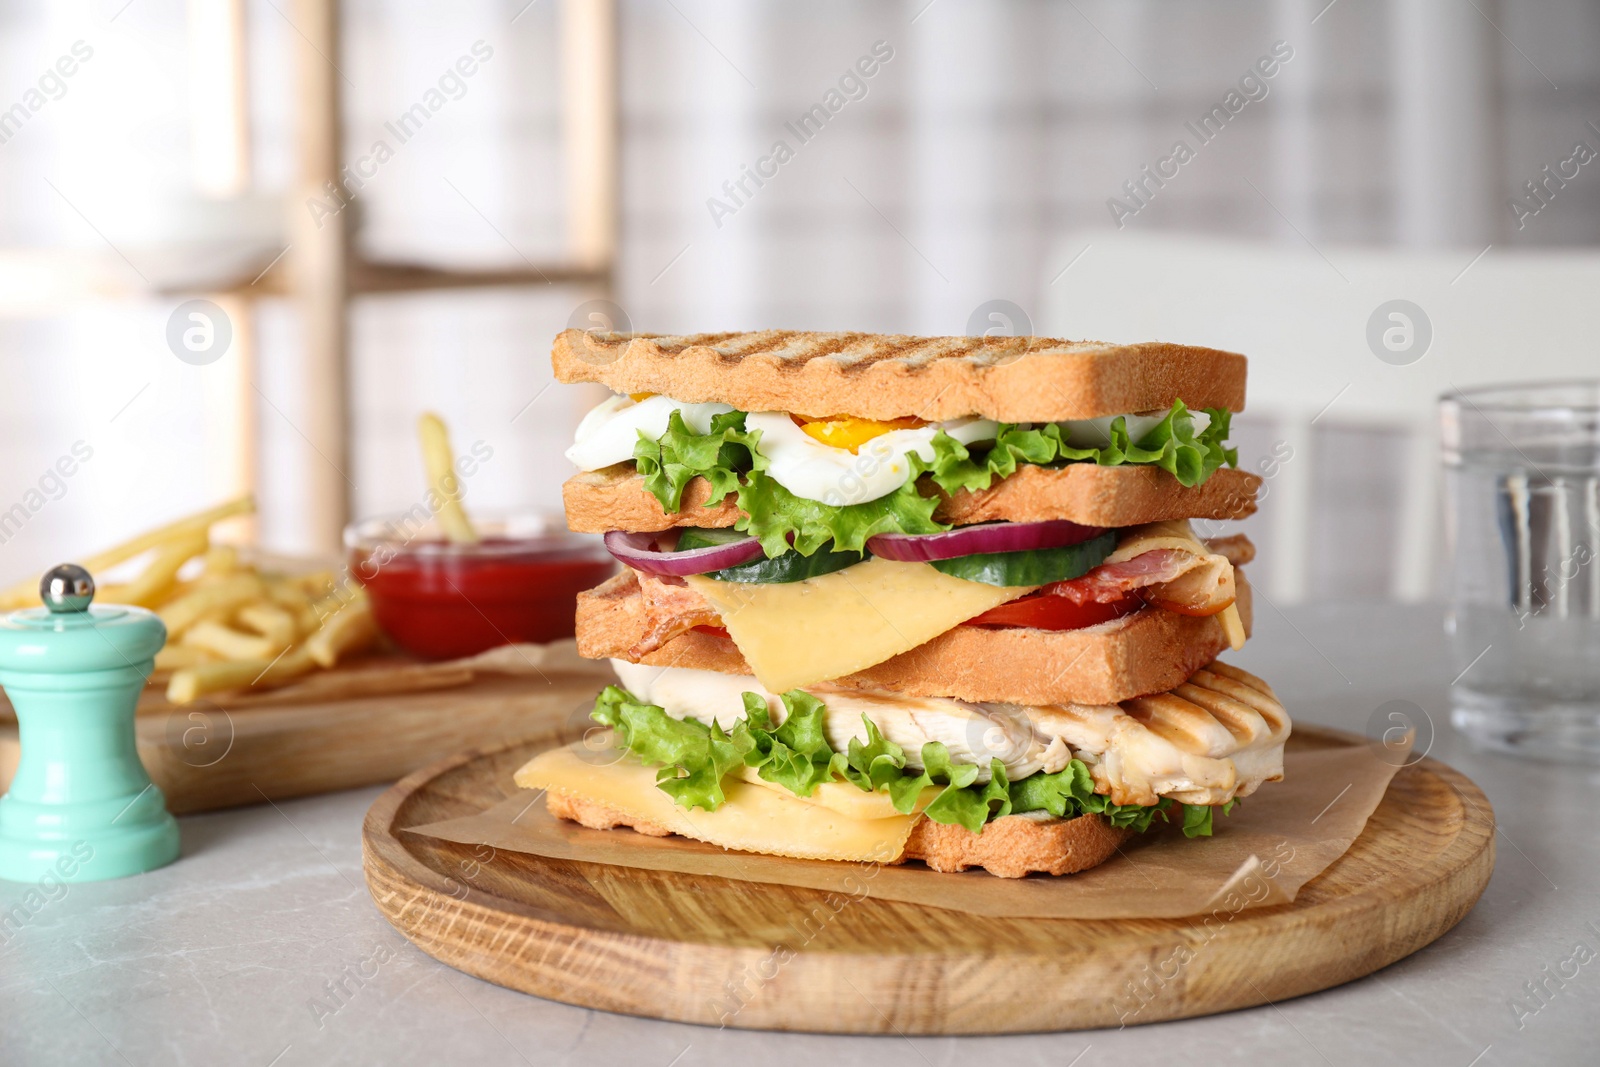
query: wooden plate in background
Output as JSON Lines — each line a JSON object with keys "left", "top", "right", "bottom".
{"left": 0, "top": 657, "right": 610, "bottom": 815}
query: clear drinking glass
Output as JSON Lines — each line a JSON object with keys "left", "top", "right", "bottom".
{"left": 1442, "top": 382, "right": 1600, "bottom": 762}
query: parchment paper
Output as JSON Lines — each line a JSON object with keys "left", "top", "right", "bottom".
{"left": 404, "top": 731, "right": 1409, "bottom": 920}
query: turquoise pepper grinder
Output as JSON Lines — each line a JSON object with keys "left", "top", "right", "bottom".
{"left": 0, "top": 563, "right": 180, "bottom": 882}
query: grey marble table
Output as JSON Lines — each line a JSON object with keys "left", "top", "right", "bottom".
{"left": 3, "top": 603, "right": 1596, "bottom": 1067}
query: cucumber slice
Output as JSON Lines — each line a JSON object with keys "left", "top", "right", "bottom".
{"left": 928, "top": 530, "right": 1118, "bottom": 587}
{"left": 676, "top": 528, "right": 865, "bottom": 583}
{"left": 705, "top": 545, "right": 865, "bottom": 583}
{"left": 675, "top": 528, "right": 750, "bottom": 551}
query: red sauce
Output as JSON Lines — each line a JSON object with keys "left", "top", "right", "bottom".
{"left": 350, "top": 537, "right": 615, "bottom": 661}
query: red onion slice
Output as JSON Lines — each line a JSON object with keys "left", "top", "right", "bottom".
{"left": 867, "top": 520, "right": 1108, "bottom": 562}
{"left": 603, "top": 529, "right": 764, "bottom": 577}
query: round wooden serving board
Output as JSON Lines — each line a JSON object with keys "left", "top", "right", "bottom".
{"left": 362, "top": 723, "right": 1494, "bottom": 1034}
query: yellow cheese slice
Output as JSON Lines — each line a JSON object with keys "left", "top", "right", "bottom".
{"left": 1218, "top": 603, "right": 1246, "bottom": 650}
{"left": 732, "top": 764, "right": 936, "bottom": 820}
{"left": 684, "top": 558, "right": 1033, "bottom": 692}
{"left": 515, "top": 744, "right": 917, "bottom": 863}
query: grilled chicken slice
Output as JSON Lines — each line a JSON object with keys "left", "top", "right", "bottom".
{"left": 612, "top": 660, "right": 1065, "bottom": 782}
{"left": 609, "top": 659, "right": 1289, "bottom": 807}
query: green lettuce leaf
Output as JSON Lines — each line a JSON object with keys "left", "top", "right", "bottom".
{"left": 755, "top": 690, "right": 837, "bottom": 797}
{"left": 918, "top": 423, "right": 1065, "bottom": 497}
{"left": 1004, "top": 760, "right": 1180, "bottom": 831}
{"left": 835, "top": 714, "right": 909, "bottom": 792}
{"left": 1008, "top": 758, "right": 1099, "bottom": 817}
{"left": 588, "top": 685, "right": 751, "bottom": 810}
{"left": 628, "top": 400, "right": 1236, "bottom": 559}
{"left": 1054, "top": 401, "right": 1238, "bottom": 489}
{"left": 873, "top": 742, "right": 1012, "bottom": 831}
{"left": 1177, "top": 796, "right": 1240, "bottom": 839}
{"left": 880, "top": 741, "right": 973, "bottom": 816}
{"left": 922, "top": 755, "right": 1013, "bottom": 833}
{"left": 733, "top": 468, "right": 944, "bottom": 556}
{"left": 587, "top": 687, "right": 1239, "bottom": 838}
{"left": 633, "top": 409, "right": 764, "bottom": 513}
{"left": 922, "top": 400, "right": 1237, "bottom": 497}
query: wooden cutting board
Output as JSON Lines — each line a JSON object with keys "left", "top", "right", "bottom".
{"left": 0, "top": 657, "right": 611, "bottom": 815}
{"left": 362, "top": 723, "right": 1494, "bottom": 1034}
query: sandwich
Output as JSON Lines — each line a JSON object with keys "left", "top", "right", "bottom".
{"left": 516, "top": 330, "right": 1291, "bottom": 878}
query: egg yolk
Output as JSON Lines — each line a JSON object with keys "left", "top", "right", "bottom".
{"left": 791, "top": 414, "right": 928, "bottom": 453}
{"left": 628, "top": 392, "right": 656, "bottom": 402}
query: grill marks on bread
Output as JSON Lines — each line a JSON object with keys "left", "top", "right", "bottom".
{"left": 551, "top": 330, "right": 1248, "bottom": 422}
{"left": 639, "top": 331, "right": 1029, "bottom": 369}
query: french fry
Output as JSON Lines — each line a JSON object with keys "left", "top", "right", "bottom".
{"left": 182, "top": 605, "right": 239, "bottom": 635}
{"left": 166, "top": 646, "right": 316, "bottom": 705}
{"left": 305, "top": 598, "right": 379, "bottom": 668}
{"left": 265, "top": 579, "right": 323, "bottom": 634}
{"left": 236, "top": 601, "right": 299, "bottom": 646}
{"left": 296, "top": 604, "right": 325, "bottom": 635}
{"left": 154, "top": 644, "right": 218, "bottom": 671}
{"left": 0, "top": 492, "right": 422, "bottom": 710}
{"left": 418, "top": 412, "right": 478, "bottom": 543}
{"left": 294, "top": 570, "right": 337, "bottom": 598}
{"left": 164, "top": 579, "right": 199, "bottom": 603}
{"left": 308, "top": 589, "right": 350, "bottom": 621}
{"left": 158, "top": 573, "right": 268, "bottom": 637}
{"left": 201, "top": 544, "right": 239, "bottom": 580}
{"left": 96, "top": 530, "right": 209, "bottom": 609}
{"left": 0, "top": 496, "right": 253, "bottom": 609}
{"left": 266, "top": 578, "right": 314, "bottom": 611}
{"left": 182, "top": 619, "right": 285, "bottom": 661}
{"left": 2, "top": 493, "right": 417, "bottom": 706}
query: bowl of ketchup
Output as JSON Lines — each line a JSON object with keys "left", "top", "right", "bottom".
{"left": 345, "top": 514, "right": 615, "bottom": 661}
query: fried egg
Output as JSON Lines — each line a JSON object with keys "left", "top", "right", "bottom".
{"left": 567, "top": 391, "right": 1209, "bottom": 495}
{"left": 746, "top": 411, "right": 999, "bottom": 506}
{"left": 566, "top": 393, "right": 735, "bottom": 471}
{"left": 1056, "top": 409, "right": 1210, "bottom": 450}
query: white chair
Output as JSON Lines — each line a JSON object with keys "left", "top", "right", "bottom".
{"left": 1039, "top": 232, "right": 1600, "bottom": 603}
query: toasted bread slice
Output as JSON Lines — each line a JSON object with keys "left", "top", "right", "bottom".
{"left": 563, "top": 464, "right": 1262, "bottom": 533}
{"left": 901, "top": 809, "right": 1133, "bottom": 877}
{"left": 552, "top": 330, "right": 1246, "bottom": 422}
{"left": 574, "top": 568, "right": 1253, "bottom": 706}
{"left": 545, "top": 789, "right": 1132, "bottom": 879}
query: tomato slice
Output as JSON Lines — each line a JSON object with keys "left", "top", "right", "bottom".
{"left": 967, "top": 593, "right": 1143, "bottom": 631}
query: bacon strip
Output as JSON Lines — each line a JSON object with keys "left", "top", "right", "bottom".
{"left": 1041, "top": 549, "right": 1192, "bottom": 605}
{"left": 630, "top": 572, "right": 723, "bottom": 656}
{"left": 1029, "top": 534, "right": 1248, "bottom": 617}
